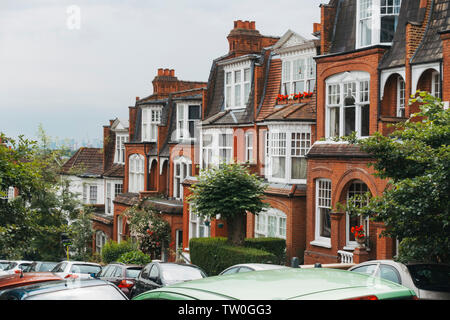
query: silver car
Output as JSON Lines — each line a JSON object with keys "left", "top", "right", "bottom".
{"left": 348, "top": 260, "right": 450, "bottom": 300}
{"left": 51, "top": 261, "right": 102, "bottom": 280}
{"left": 219, "top": 263, "right": 289, "bottom": 276}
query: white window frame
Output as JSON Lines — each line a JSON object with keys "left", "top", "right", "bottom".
{"left": 312, "top": 179, "right": 332, "bottom": 248}
{"left": 397, "top": 76, "right": 405, "bottom": 117}
{"left": 176, "top": 103, "right": 201, "bottom": 140}
{"left": 128, "top": 154, "right": 145, "bottom": 193}
{"left": 189, "top": 206, "right": 210, "bottom": 241}
{"left": 96, "top": 231, "right": 107, "bottom": 253}
{"left": 173, "top": 157, "right": 192, "bottom": 200}
{"left": 431, "top": 71, "right": 441, "bottom": 99}
{"left": 245, "top": 131, "right": 254, "bottom": 163}
{"left": 89, "top": 185, "right": 97, "bottom": 204}
{"left": 345, "top": 180, "right": 370, "bottom": 249}
{"left": 200, "top": 128, "right": 234, "bottom": 169}
{"left": 117, "top": 215, "right": 123, "bottom": 244}
{"left": 106, "top": 182, "right": 112, "bottom": 214}
{"left": 356, "top": 0, "right": 402, "bottom": 49}
{"left": 142, "top": 106, "right": 162, "bottom": 142}
{"left": 115, "top": 134, "right": 128, "bottom": 164}
{"left": 265, "top": 124, "right": 311, "bottom": 184}
{"left": 255, "top": 208, "right": 287, "bottom": 239}
{"left": 325, "top": 71, "right": 371, "bottom": 139}
{"left": 281, "top": 56, "right": 316, "bottom": 95}
{"left": 224, "top": 61, "right": 252, "bottom": 110}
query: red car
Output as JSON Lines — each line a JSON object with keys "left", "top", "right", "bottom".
{"left": 0, "top": 272, "right": 63, "bottom": 292}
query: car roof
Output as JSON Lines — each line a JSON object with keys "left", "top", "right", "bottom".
{"left": 135, "top": 268, "right": 415, "bottom": 300}
{"left": 1, "top": 279, "right": 112, "bottom": 298}
{"left": 57, "top": 261, "right": 101, "bottom": 266}
{"left": 0, "top": 272, "right": 62, "bottom": 289}
{"left": 225, "top": 263, "right": 288, "bottom": 270}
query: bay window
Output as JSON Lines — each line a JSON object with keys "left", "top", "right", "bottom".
{"left": 357, "top": 0, "right": 401, "bottom": 48}
{"left": 224, "top": 65, "right": 251, "bottom": 109}
{"left": 326, "top": 72, "right": 370, "bottom": 138}
{"left": 266, "top": 124, "right": 311, "bottom": 183}
{"left": 189, "top": 206, "right": 210, "bottom": 240}
{"left": 142, "top": 107, "right": 162, "bottom": 142}
{"left": 128, "top": 154, "right": 145, "bottom": 193}
{"left": 255, "top": 208, "right": 287, "bottom": 239}
{"left": 281, "top": 56, "right": 315, "bottom": 95}
{"left": 176, "top": 104, "right": 201, "bottom": 140}
{"left": 200, "top": 129, "right": 234, "bottom": 169}
{"left": 173, "top": 157, "right": 192, "bottom": 200}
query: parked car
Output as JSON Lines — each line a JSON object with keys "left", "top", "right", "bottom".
{"left": 27, "top": 261, "right": 58, "bottom": 272}
{"left": 0, "top": 261, "right": 33, "bottom": 276}
{"left": 0, "top": 279, "right": 128, "bottom": 300}
{"left": 0, "top": 272, "right": 63, "bottom": 293}
{"left": 51, "top": 261, "right": 102, "bottom": 280}
{"left": 219, "top": 263, "right": 289, "bottom": 275}
{"left": 130, "top": 262, "right": 207, "bottom": 298}
{"left": 348, "top": 260, "right": 450, "bottom": 300}
{"left": 96, "top": 262, "right": 143, "bottom": 298}
{"left": 132, "top": 268, "right": 417, "bottom": 300}
{"left": 0, "top": 261, "right": 10, "bottom": 271}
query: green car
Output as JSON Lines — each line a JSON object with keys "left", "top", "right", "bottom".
{"left": 132, "top": 267, "right": 417, "bottom": 300}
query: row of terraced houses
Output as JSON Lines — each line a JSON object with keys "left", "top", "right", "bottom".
{"left": 60, "top": 0, "right": 450, "bottom": 265}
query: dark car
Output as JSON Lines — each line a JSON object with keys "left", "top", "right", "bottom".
{"left": 96, "top": 262, "right": 143, "bottom": 298}
{"left": 0, "top": 279, "right": 128, "bottom": 300}
{"left": 27, "top": 261, "right": 58, "bottom": 272}
{"left": 130, "top": 262, "right": 207, "bottom": 298}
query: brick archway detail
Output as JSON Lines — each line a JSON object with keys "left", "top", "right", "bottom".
{"left": 333, "top": 167, "right": 380, "bottom": 203}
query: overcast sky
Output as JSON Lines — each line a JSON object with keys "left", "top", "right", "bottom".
{"left": 0, "top": 0, "right": 325, "bottom": 143}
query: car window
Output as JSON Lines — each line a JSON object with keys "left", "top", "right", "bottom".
{"left": 99, "top": 266, "right": 111, "bottom": 277}
{"left": 350, "top": 264, "right": 378, "bottom": 276}
{"left": 51, "top": 262, "right": 67, "bottom": 273}
{"left": 113, "top": 266, "right": 123, "bottom": 278}
{"left": 39, "top": 263, "right": 57, "bottom": 272}
{"left": 149, "top": 265, "right": 160, "bottom": 279}
{"left": 140, "top": 264, "right": 152, "bottom": 280}
{"left": 18, "top": 263, "right": 32, "bottom": 271}
{"left": 0, "top": 262, "right": 10, "bottom": 270}
{"left": 238, "top": 267, "right": 253, "bottom": 273}
{"left": 70, "top": 264, "right": 101, "bottom": 275}
{"left": 126, "top": 268, "right": 142, "bottom": 279}
{"left": 407, "top": 264, "right": 450, "bottom": 292}
{"left": 161, "top": 265, "right": 205, "bottom": 282}
{"left": 104, "top": 266, "right": 117, "bottom": 277}
{"left": 26, "top": 285, "right": 126, "bottom": 300}
{"left": 379, "top": 265, "right": 401, "bottom": 284}
{"left": 3, "top": 262, "right": 18, "bottom": 271}
{"left": 221, "top": 267, "right": 239, "bottom": 275}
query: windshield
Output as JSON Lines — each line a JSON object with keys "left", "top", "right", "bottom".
{"left": 69, "top": 264, "right": 102, "bottom": 275}
{"left": 125, "top": 268, "right": 142, "bottom": 279}
{"left": 0, "top": 262, "right": 10, "bottom": 271}
{"left": 161, "top": 265, "right": 205, "bottom": 283}
{"left": 37, "top": 263, "right": 58, "bottom": 272}
{"left": 407, "top": 264, "right": 450, "bottom": 292}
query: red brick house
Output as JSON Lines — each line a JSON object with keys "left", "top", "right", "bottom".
{"left": 304, "top": 0, "right": 449, "bottom": 265}
{"left": 112, "top": 68, "right": 207, "bottom": 257}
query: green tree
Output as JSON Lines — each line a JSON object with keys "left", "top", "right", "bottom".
{"left": 188, "top": 163, "right": 269, "bottom": 246}
{"left": 349, "top": 92, "right": 449, "bottom": 263}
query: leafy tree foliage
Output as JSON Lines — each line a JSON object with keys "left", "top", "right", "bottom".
{"left": 350, "top": 92, "right": 449, "bottom": 263}
{"left": 188, "top": 163, "right": 269, "bottom": 246}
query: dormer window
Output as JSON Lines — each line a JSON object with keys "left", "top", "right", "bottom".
{"left": 224, "top": 63, "right": 251, "bottom": 110}
{"left": 357, "top": 0, "right": 401, "bottom": 48}
{"left": 281, "top": 56, "right": 315, "bottom": 95}
{"left": 115, "top": 134, "right": 128, "bottom": 164}
{"left": 176, "top": 103, "right": 201, "bottom": 140}
{"left": 142, "top": 106, "right": 162, "bottom": 142}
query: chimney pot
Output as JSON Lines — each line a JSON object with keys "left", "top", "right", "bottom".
{"left": 164, "top": 69, "right": 170, "bottom": 76}
{"left": 250, "top": 21, "right": 255, "bottom": 30}
{"left": 170, "top": 69, "right": 175, "bottom": 77}
{"left": 157, "top": 68, "right": 164, "bottom": 76}
{"left": 136, "top": 96, "right": 140, "bottom": 101}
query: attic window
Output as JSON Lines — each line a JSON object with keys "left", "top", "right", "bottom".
{"left": 357, "top": 0, "right": 401, "bottom": 48}
{"left": 142, "top": 106, "right": 162, "bottom": 142}
{"left": 224, "top": 64, "right": 251, "bottom": 110}
{"left": 281, "top": 56, "right": 315, "bottom": 96}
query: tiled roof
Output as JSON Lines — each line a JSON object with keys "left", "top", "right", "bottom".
{"left": 262, "top": 101, "right": 316, "bottom": 122}
{"left": 411, "top": 0, "right": 450, "bottom": 64}
{"left": 60, "top": 147, "right": 103, "bottom": 177}
{"left": 256, "top": 59, "right": 282, "bottom": 121}
{"left": 306, "top": 142, "right": 372, "bottom": 159}
{"left": 142, "top": 198, "right": 183, "bottom": 215}
{"left": 113, "top": 193, "right": 139, "bottom": 206}
{"left": 103, "top": 163, "right": 125, "bottom": 178}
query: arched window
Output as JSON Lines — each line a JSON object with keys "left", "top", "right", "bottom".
{"left": 128, "top": 154, "right": 145, "bottom": 193}
{"left": 255, "top": 208, "right": 287, "bottom": 239}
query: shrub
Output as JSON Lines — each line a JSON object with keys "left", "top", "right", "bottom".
{"left": 244, "top": 238, "right": 286, "bottom": 264}
{"left": 101, "top": 240, "right": 137, "bottom": 264}
{"left": 117, "top": 250, "right": 151, "bottom": 265}
{"left": 189, "top": 237, "right": 277, "bottom": 276}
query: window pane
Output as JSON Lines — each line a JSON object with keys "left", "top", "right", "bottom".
{"left": 360, "top": 104, "right": 370, "bottom": 136}
{"left": 234, "top": 85, "right": 241, "bottom": 106}
{"left": 234, "top": 70, "right": 241, "bottom": 83}
{"left": 244, "top": 68, "right": 250, "bottom": 82}
{"left": 272, "top": 157, "right": 285, "bottom": 179}
{"left": 380, "top": 15, "right": 398, "bottom": 43}
{"left": 188, "top": 105, "right": 200, "bottom": 120}
{"left": 329, "top": 107, "right": 340, "bottom": 137}
{"left": 344, "top": 106, "right": 356, "bottom": 136}
{"left": 320, "top": 208, "right": 331, "bottom": 238}
{"left": 291, "top": 157, "right": 307, "bottom": 180}
{"left": 225, "top": 72, "right": 231, "bottom": 85}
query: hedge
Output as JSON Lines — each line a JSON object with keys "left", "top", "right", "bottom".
{"left": 189, "top": 237, "right": 279, "bottom": 276}
{"left": 117, "top": 250, "right": 151, "bottom": 265}
{"left": 101, "top": 240, "right": 137, "bottom": 264}
{"left": 244, "top": 237, "right": 286, "bottom": 264}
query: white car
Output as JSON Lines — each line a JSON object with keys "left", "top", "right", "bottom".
{"left": 348, "top": 260, "right": 450, "bottom": 300}
{"left": 0, "top": 260, "right": 33, "bottom": 276}
{"left": 50, "top": 261, "right": 102, "bottom": 280}
{"left": 0, "top": 260, "right": 11, "bottom": 271}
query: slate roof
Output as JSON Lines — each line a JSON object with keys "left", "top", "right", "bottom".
{"left": 103, "top": 163, "right": 125, "bottom": 178}
{"left": 113, "top": 193, "right": 139, "bottom": 206}
{"left": 263, "top": 102, "right": 316, "bottom": 122}
{"left": 60, "top": 147, "right": 103, "bottom": 177}
{"left": 328, "top": 0, "right": 357, "bottom": 54}
{"left": 411, "top": 0, "right": 450, "bottom": 65}
{"left": 306, "top": 142, "right": 372, "bottom": 159}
